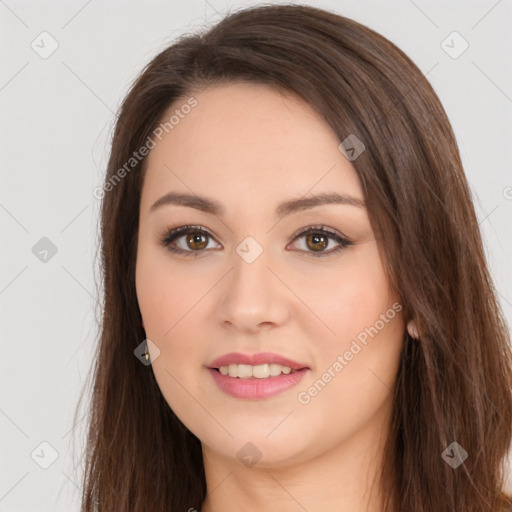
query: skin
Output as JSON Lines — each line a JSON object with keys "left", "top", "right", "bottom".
{"left": 135, "top": 82, "right": 406, "bottom": 512}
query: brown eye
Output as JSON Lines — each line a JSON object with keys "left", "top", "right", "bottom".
{"left": 185, "top": 232, "right": 208, "bottom": 250}
{"left": 305, "top": 233, "right": 329, "bottom": 252}
{"left": 290, "top": 225, "right": 352, "bottom": 257}
{"left": 161, "top": 225, "right": 218, "bottom": 255}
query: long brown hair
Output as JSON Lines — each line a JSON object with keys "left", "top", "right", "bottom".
{"left": 75, "top": 4, "right": 512, "bottom": 511}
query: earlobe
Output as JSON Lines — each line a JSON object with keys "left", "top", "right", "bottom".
{"left": 407, "top": 319, "right": 419, "bottom": 339}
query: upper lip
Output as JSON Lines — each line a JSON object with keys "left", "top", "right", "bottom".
{"left": 207, "top": 352, "right": 309, "bottom": 370}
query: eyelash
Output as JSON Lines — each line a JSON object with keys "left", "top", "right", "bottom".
{"left": 159, "top": 224, "right": 352, "bottom": 258}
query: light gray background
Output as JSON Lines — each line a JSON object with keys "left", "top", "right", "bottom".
{"left": 1, "top": 1, "right": 511, "bottom": 510}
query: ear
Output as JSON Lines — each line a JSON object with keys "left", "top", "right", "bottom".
{"left": 407, "top": 319, "right": 419, "bottom": 339}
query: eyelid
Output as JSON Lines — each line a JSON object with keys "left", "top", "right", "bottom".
{"left": 289, "top": 224, "right": 349, "bottom": 243}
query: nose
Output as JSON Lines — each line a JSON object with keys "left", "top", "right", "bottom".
{"left": 216, "top": 243, "right": 290, "bottom": 334}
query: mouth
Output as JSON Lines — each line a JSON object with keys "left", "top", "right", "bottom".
{"left": 205, "top": 352, "right": 310, "bottom": 398}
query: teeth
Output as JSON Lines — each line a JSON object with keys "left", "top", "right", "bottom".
{"left": 218, "top": 363, "right": 294, "bottom": 379}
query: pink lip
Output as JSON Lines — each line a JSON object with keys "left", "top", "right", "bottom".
{"left": 207, "top": 352, "right": 309, "bottom": 371}
{"left": 207, "top": 367, "right": 309, "bottom": 399}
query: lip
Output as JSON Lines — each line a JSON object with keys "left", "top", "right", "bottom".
{"left": 207, "top": 367, "right": 310, "bottom": 399}
{"left": 207, "top": 352, "right": 309, "bottom": 371}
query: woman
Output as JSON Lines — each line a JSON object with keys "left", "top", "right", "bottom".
{"left": 77, "top": 4, "right": 512, "bottom": 511}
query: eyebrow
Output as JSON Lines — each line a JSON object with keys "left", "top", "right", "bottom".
{"left": 149, "top": 191, "right": 365, "bottom": 218}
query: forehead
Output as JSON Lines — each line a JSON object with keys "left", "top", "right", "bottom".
{"left": 141, "top": 82, "right": 363, "bottom": 209}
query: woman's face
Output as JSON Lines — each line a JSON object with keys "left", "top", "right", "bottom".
{"left": 135, "top": 82, "right": 405, "bottom": 468}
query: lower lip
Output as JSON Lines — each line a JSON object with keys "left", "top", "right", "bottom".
{"left": 207, "top": 367, "right": 309, "bottom": 399}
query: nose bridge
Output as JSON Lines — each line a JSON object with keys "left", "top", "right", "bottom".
{"left": 216, "top": 233, "right": 289, "bottom": 330}
{"left": 235, "top": 233, "right": 266, "bottom": 266}
{"left": 230, "top": 233, "right": 274, "bottom": 296}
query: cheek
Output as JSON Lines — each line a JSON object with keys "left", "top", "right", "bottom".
{"left": 296, "top": 244, "right": 403, "bottom": 409}
{"left": 135, "top": 246, "right": 193, "bottom": 333}
{"left": 135, "top": 247, "right": 210, "bottom": 377}
{"left": 294, "top": 244, "right": 393, "bottom": 350}
{"left": 136, "top": 251, "right": 207, "bottom": 427}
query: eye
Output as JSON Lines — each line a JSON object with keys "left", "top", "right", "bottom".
{"left": 287, "top": 225, "right": 352, "bottom": 257}
{"left": 159, "top": 225, "right": 220, "bottom": 256}
{"left": 159, "top": 224, "right": 352, "bottom": 258}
